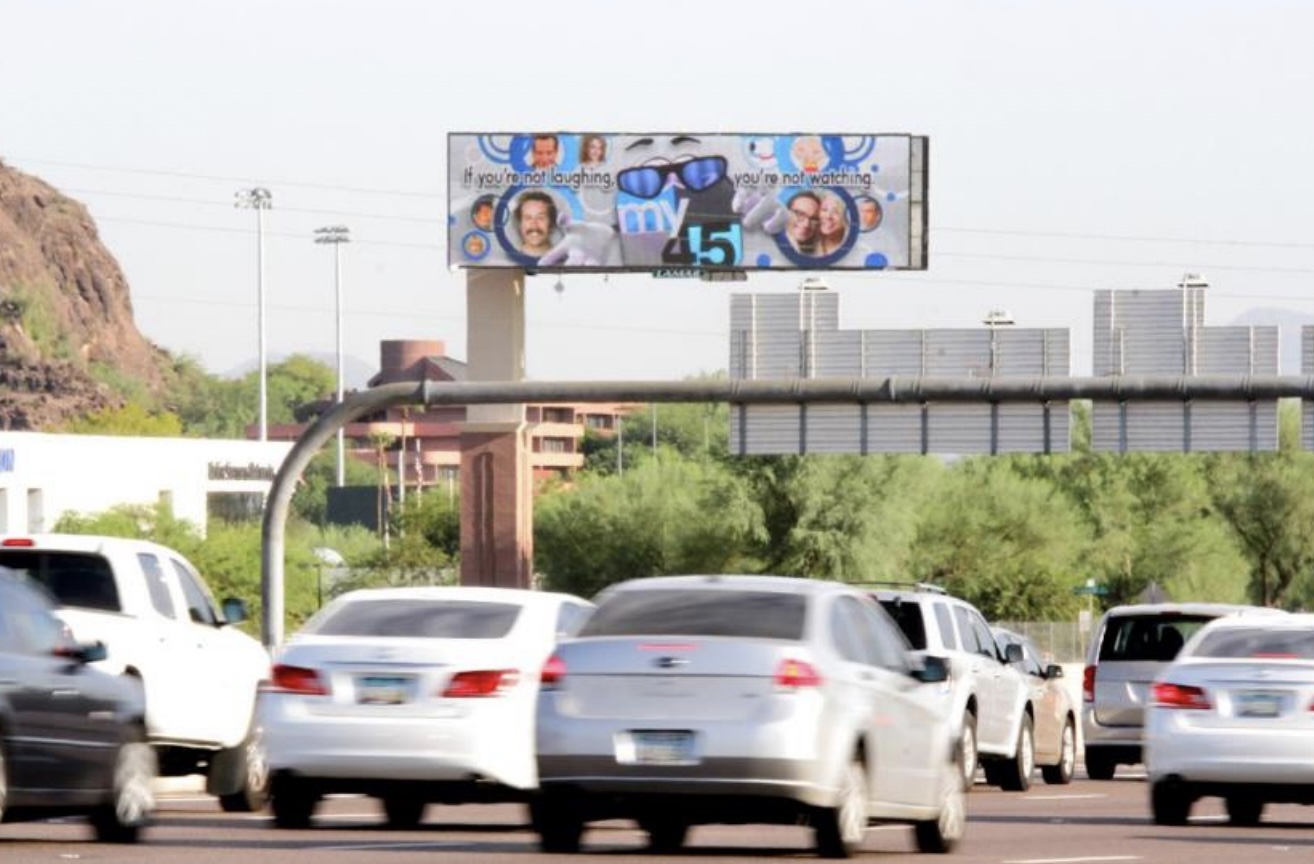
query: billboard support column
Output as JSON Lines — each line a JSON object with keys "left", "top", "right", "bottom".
{"left": 460, "top": 268, "right": 532, "bottom": 588}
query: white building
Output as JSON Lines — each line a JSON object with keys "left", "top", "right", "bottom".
{"left": 0, "top": 432, "right": 294, "bottom": 534}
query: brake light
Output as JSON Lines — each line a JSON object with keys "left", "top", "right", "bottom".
{"left": 775, "top": 658, "right": 822, "bottom": 689}
{"left": 540, "top": 654, "right": 566, "bottom": 689}
{"left": 442, "top": 669, "right": 519, "bottom": 698}
{"left": 1151, "top": 681, "right": 1211, "bottom": 710}
{"left": 1, "top": 538, "right": 35, "bottom": 547}
{"left": 270, "top": 664, "right": 329, "bottom": 696}
{"left": 1082, "top": 665, "right": 1096, "bottom": 702}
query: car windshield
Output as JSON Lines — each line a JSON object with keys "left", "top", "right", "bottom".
{"left": 1193, "top": 626, "right": 1314, "bottom": 660}
{"left": 580, "top": 589, "right": 806, "bottom": 640}
{"left": 1098, "top": 614, "right": 1216, "bottom": 662}
{"left": 0, "top": 550, "right": 121, "bottom": 613}
{"left": 310, "top": 599, "right": 521, "bottom": 638}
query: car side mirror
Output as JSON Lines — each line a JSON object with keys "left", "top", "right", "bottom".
{"left": 912, "top": 654, "right": 951, "bottom": 684}
{"left": 1045, "top": 663, "right": 1064, "bottom": 679}
{"left": 55, "top": 640, "right": 108, "bottom": 665}
{"left": 222, "top": 597, "right": 249, "bottom": 625}
{"left": 1004, "top": 643, "right": 1024, "bottom": 664}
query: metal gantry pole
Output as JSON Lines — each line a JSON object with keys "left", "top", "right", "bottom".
{"left": 314, "top": 225, "right": 351, "bottom": 485}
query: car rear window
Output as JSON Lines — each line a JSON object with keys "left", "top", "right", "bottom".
{"left": 1097, "top": 613, "right": 1216, "bottom": 662}
{"left": 1194, "top": 626, "right": 1314, "bottom": 660}
{"left": 877, "top": 597, "right": 928, "bottom": 649}
{"left": 311, "top": 599, "right": 521, "bottom": 638}
{"left": 581, "top": 589, "right": 806, "bottom": 640}
{"left": 0, "top": 550, "right": 121, "bottom": 613}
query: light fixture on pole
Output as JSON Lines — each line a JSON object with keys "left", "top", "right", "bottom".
{"left": 314, "top": 224, "right": 351, "bottom": 486}
{"left": 235, "top": 187, "right": 273, "bottom": 440}
{"left": 982, "top": 309, "right": 1015, "bottom": 374}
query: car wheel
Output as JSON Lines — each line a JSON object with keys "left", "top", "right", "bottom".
{"left": 1041, "top": 718, "right": 1076, "bottom": 785}
{"left": 1084, "top": 748, "right": 1116, "bottom": 781}
{"left": 1226, "top": 796, "right": 1264, "bottom": 826}
{"left": 814, "top": 756, "right": 868, "bottom": 859}
{"left": 90, "top": 731, "right": 156, "bottom": 843}
{"left": 270, "top": 773, "right": 320, "bottom": 829}
{"left": 1150, "top": 779, "right": 1192, "bottom": 826}
{"left": 382, "top": 795, "right": 426, "bottom": 828}
{"left": 914, "top": 750, "right": 966, "bottom": 854}
{"left": 216, "top": 722, "right": 269, "bottom": 813}
{"left": 531, "top": 792, "right": 584, "bottom": 853}
{"left": 999, "top": 714, "right": 1034, "bottom": 792}
{"left": 639, "top": 813, "right": 690, "bottom": 852}
{"left": 958, "top": 711, "right": 979, "bottom": 792}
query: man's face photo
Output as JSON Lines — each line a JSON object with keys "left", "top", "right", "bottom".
{"left": 788, "top": 195, "right": 820, "bottom": 246}
{"left": 531, "top": 136, "right": 559, "bottom": 169}
{"left": 517, "top": 197, "right": 552, "bottom": 254}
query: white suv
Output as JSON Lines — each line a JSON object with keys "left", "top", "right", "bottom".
{"left": 872, "top": 584, "right": 1036, "bottom": 791}
{"left": 0, "top": 533, "right": 272, "bottom": 810}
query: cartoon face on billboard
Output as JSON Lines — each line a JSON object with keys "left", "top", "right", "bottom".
{"left": 446, "top": 132, "right": 927, "bottom": 272}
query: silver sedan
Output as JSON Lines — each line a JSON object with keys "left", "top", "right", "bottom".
{"left": 1145, "top": 612, "right": 1314, "bottom": 825}
{"left": 533, "top": 574, "right": 965, "bottom": 857}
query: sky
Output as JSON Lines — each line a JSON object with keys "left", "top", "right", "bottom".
{"left": 5, "top": 0, "right": 1314, "bottom": 389}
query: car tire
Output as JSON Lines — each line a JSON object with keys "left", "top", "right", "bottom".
{"left": 90, "top": 729, "right": 156, "bottom": 843}
{"left": 639, "top": 813, "right": 690, "bottom": 852}
{"left": 1226, "top": 796, "right": 1264, "bottom": 826}
{"left": 531, "top": 792, "right": 584, "bottom": 853}
{"left": 382, "top": 795, "right": 426, "bottom": 828}
{"left": 999, "top": 714, "right": 1034, "bottom": 792}
{"left": 958, "top": 711, "right": 979, "bottom": 792}
{"left": 216, "top": 721, "right": 269, "bottom": 813}
{"left": 1041, "top": 717, "right": 1076, "bottom": 785}
{"left": 0, "top": 740, "right": 9, "bottom": 824}
{"left": 814, "top": 756, "right": 868, "bottom": 859}
{"left": 914, "top": 750, "right": 966, "bottom": 854}
{"left": 1150, "top": 779, "right": 1192, "bottom": 826}
{"left": 270, "top": 773, "right": 320, "bottom": 829}
{"left": 1084, "top": 748, "right": 1116, "bottom": 780}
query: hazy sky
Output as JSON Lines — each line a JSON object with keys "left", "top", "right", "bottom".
{"left": 5, "top": 0, "right": 1314, "bottom": 387}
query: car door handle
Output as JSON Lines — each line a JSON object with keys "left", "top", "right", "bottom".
{"left": 50, "top": 688, "right": 81, "bottom": 698}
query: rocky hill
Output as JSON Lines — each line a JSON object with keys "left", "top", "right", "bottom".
{"left": 0, "top": 158, "right": 173, "bottom": 429}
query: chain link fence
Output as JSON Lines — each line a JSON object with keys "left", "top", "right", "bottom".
{"left": 993, "top": 620, "right": 1091, "bottom": 664}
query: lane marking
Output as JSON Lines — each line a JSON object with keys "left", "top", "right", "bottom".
{"left": 1026, "top": 794, "right": 1107, "bottom": 801}
{"left": 316, "top": 842, "right": 463, "bottom": 851}
{"left": 1004, "top": 857, "right": 1140, "bottom": 864}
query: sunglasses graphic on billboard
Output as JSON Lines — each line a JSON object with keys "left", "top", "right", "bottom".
{"left": 447, "top": 132, "right": 927, "bottom": 273}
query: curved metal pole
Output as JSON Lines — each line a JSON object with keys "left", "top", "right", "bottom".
{"left": 260, "top": 373, "right": 1314, "bottom": 648}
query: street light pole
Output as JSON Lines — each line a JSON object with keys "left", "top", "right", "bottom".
{"left": 314, "top": 225, "right": 351, "bottom": 486}
{"left": 235, "top": 188, "right": 273, "bottom": 441}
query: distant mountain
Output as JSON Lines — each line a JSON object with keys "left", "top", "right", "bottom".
{"left": 1227, "top": 307, "right": 1314, "bottom": 374}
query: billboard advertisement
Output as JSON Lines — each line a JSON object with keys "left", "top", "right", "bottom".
{"left": 447, "top": 132, "right": 927, "bottom": 273}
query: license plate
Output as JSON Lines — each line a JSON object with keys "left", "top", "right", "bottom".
{"left": 356, "top": 675, "right": 414, "bottom": 705}
{"left": 1236, "top": 690, "right": 1284, "bottom": 718}
{"left": 616, "top": 730, "right": 697, "bottom": 765}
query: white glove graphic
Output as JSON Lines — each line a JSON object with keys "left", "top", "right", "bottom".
{"left": 538, "top": 212, "right": 615, "bottom": 267}
{"left": 732, "top": 189, "right": 789, "bottom": 235}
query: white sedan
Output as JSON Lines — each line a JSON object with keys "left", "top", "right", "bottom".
{"left": 1145, "top": 612, "right": 1314, "bottom": 826}
{"left": 258, "top": 585, "right": 594, "bottom": 828}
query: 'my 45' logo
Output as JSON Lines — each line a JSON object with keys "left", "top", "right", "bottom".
{"left": 662, "top": 220, "right": 743, "bottom": 267}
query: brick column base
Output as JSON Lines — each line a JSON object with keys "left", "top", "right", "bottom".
{"left": 459, "top": 423, "right": 532, "bottom": 588}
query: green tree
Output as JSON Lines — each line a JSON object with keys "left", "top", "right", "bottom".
{"left": 534, "top": 454, "right": 763, "bottom": 598}
{"left": 1206, "top": 451, "right": 1314, "bottom": 609}
{"left": 63, "top": 402, "right": 184, "bottom": 436}
{"left": 909, "top": 457, "right": 1088, "bottom": 621}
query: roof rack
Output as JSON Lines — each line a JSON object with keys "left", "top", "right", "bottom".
{"left": 852, "top": 580, "right": 948, "bottom": 595}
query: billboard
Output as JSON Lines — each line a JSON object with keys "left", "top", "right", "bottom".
{"left": 447, "top": 133, "right": 928, "bottom": 272}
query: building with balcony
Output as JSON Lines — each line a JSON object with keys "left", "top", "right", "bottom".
{"left": 265, "top": 339, "right": 634, "bottom": 492}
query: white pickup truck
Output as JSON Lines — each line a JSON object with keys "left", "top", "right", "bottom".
{"left": 0, "top": 533, "right": 272, "bottom": 810}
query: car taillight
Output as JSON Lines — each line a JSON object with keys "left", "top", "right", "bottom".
{"left": 775, "top": 658, "right": 822, "bottom": 689}
{"left": 270, "top": 664, "right": 329, "bottom": 696}
{"left": 540, "top": 654, "right": 566, "bottom": 689}
{"left": 1082, "top": 665, "right": 1096, "bottom": 702}
{"left": 442, "top": 669, "right": 519, "bottom": 698}
{"left": 1151, "top": 681, "right": 1211, "bottom": 710}
{"left": 0, "top": 537, "right": 35, "bottom": 547}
